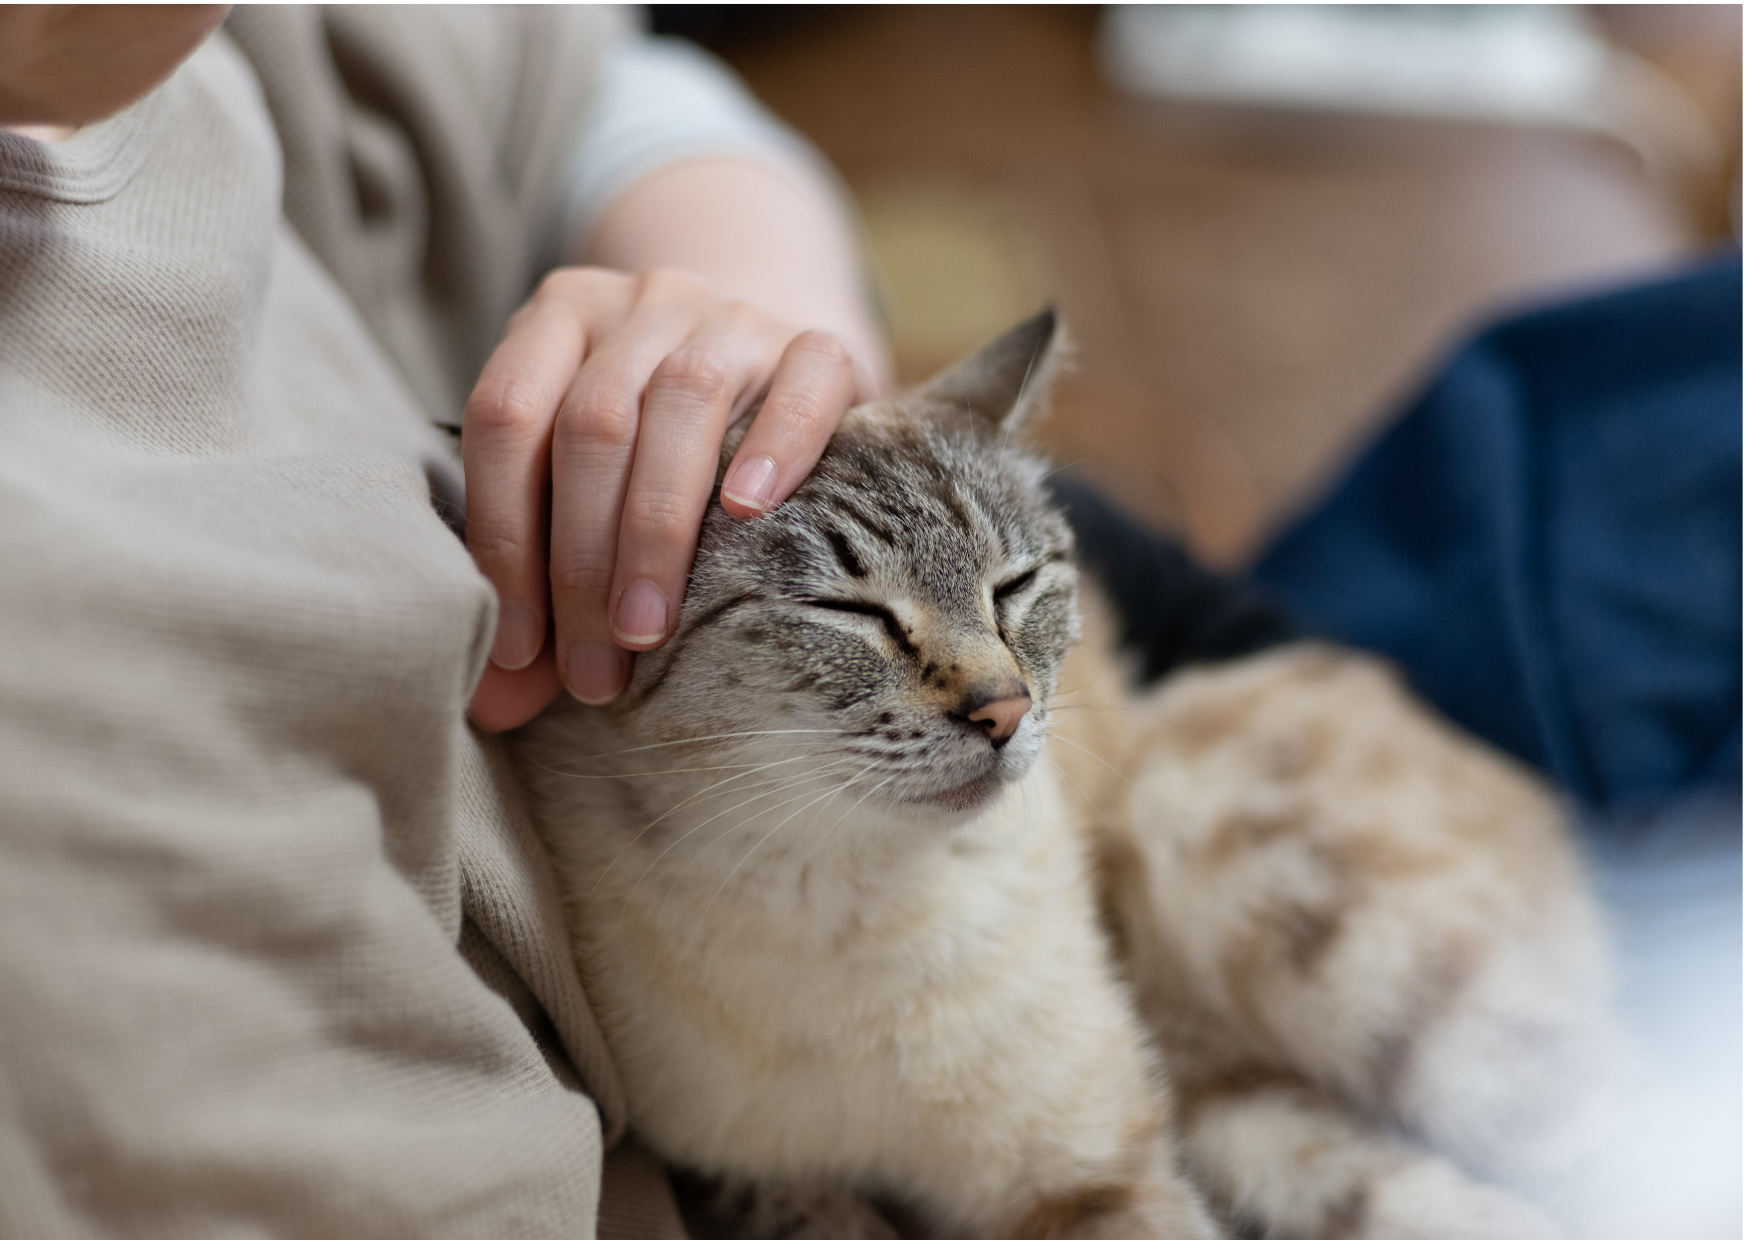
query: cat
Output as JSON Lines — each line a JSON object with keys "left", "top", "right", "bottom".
{"left": 513, "top": 312, "right": 1618, "bottom": 1239}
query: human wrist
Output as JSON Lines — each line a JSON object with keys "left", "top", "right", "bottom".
{"left": 578, "top": 156, "right": 892, "bottom": 394}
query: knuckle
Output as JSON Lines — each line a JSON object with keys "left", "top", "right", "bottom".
{"left": 533, "top": 267, "right": 580, "bottom": 303}
{"left": 534, "top": 265, "right": 620, "bottom": 305}
{"left": 649, "top": 346, "right": 734, "bottom": 405}
{"left": 793, "top": 330, "right": 854, "bottom": 370}
{"left": 468, "top": 529, "right": 529, "bottom": 564}
{"left": 720, "top": 298, "right": 767, "bottom": 332}
{"left": 551, "top": 555, "right": 616, "bottom": 602}
{"left": 638, "top": 266, "right": 709, "bottom": 302}
{"left": 622, "top": 488, "right": 699, "bottom": 547}
{"left": 560, "top": 386, "right": 639, "bottom": 449}
{"left": 465, "top": 377, "right": 549, "bottom": 437}
{"left": 783, "top": 397, "right": 830, "bottom": 440}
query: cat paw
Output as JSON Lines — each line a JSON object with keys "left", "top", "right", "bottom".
{"left": 1001, "top": 1182, "right": 1222, "bottom": 1240}
{"left": 680, "top": 1177, "right": 902, "bottom": 1240}
{"left": 1365, "top": 1160, "right": 1564, "bottom": 1240}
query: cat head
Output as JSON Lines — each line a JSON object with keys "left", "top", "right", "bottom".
{"left": 584, "top": 310, "right": 1077, "bottom": 817}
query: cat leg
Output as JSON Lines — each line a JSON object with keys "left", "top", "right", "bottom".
{"left": 1175, "top": 1068, "right": 1564, "bottom": 1240}
{"left": 995, "top": 1141, "right": 1223, "bottom": 1240}
{"left": 1101, "top": 645, "right": 1621, "bottom": 1187}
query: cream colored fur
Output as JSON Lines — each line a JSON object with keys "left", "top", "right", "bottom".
{"left": 1056, "top": 607, "right": 1617, "bottom": 1238}
{"left": 514, "top": 313, "right": 1618, "bottom": 1239}
{"left": 528, "top": 707, "right": 1215, "bottom": 1238}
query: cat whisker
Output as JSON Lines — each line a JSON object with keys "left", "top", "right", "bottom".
{"left": 1045, "top": 703, "right": 1149, "bottom": 715}
{"left": 1000, "top": 344, "right": 1047, "bottom": 455}
{"left": 1048, "top": 732, "right": 1133, "bottom": 786}
{"left": 535, "top": 759, "right": 791, "bottom": 781}
{"left": 567, "top": 728, "right": 858, "bottom": 763}
{"left": 640, "top": 763, "right": 855, "bottom": 864}
{"left": 1041, "top": 754, "right": 1099, "bottom": 814}
{"left": 848, "top": 774, "right": 911, "bottom": 869}
{"left": 1046, "top": 685, "right": 1151, "bottom": 716}
{"left": 636, "top": 759, "right": 864, "bottom": 900}
{"left": 695, "top": 777, "right": 868, "bottom": 935}
{"left": 667, "top": 762, "right": 863, "bottom": 880}
{"left": 1039, "top": 456, "right": 1092, "bottom": 482}
{"left": 631, "top": 769, "right": 863, "bottom": 925}
{"left": 589, "top": 753, "right": 832, "bottom": 894}
{"left": 653, "top": 766, "right": 867, "bottom": 922}
{"left": 794, "top": 762, "right": 884, "bottom": 869}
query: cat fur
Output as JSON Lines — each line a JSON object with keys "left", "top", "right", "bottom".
{"left": 513, "top": 312, "right": 1617, "bottom": 1240}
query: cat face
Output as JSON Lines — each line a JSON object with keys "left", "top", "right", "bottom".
{"left": 602, "top": 312, "right": 1079, "bottom": 817}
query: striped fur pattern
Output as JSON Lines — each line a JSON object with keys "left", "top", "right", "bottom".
{"left": 515, "top": 313, "right": 1616, "bottom": 1239}
{"left": 1059, "top": 622, "right": 1617, "bottom": 1239}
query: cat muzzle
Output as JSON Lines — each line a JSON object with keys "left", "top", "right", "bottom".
{"left": 961, "top": 685, "right": 1033, "bottom": 749}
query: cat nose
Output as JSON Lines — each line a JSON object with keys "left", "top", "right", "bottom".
{"left": 962, "top": 686, "right": 1032, "bottom": 749}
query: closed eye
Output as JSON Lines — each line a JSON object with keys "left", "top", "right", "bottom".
{"left": 993, "top": 568, "right": 1037, "bottom": 602}
{"left": 806, "top": 598, "right": 917, "bottom": 658}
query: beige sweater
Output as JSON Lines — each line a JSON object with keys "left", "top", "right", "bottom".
{"left": 0, "top": 8, "right": 680, "bottom": 1237}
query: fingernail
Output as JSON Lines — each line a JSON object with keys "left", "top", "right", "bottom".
{"left": 490, "top": 601, "right": 544, "bottom": 670}
{"left": 722, "top": 455, "right": 779, "bottom": 514}
{"left": 566, "top": 643, "right": 628, "bottom": 704}
{"left": 612, "top": 580, "right": 669, "bottom": 646}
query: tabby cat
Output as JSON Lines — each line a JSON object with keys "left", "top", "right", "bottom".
{"left": 515, "top": 313, "right": 1617, "bottom": 1239}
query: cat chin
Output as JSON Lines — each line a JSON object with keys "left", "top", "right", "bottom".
{"left": 894, "top": 734, "right": 1041, "bottom": 811}
{"left": 913, "top": 770, "right": 1005, "bottom": 814}
{"left": 899, "top": 757, "right": 1033, "bottom": 816}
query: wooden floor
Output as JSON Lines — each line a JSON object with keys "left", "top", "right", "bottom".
{"left": 706, "top": 5, "right": 1737, "bottom": 566}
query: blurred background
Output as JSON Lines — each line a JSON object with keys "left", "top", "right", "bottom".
{"left": 653, "top": 2, "right": 1741, "bottom": 568}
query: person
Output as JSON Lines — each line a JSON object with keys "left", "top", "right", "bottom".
{"left": 0, "top": 6, "right": 885, "bottom": 1235}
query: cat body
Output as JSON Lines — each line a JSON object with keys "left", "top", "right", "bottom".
{"left": 1053, "top": 633, "right": 1613, "bottom": 1238}
{"left": 515, "top": 314, "right": 1614, "bottom": 1239}
{"left": 529, "top": 705, "right": 1199, "bottom": 1235}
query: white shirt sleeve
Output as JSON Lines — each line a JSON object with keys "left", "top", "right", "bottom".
{"left": 558, "top": 35, "right": 831, "bottom": 252}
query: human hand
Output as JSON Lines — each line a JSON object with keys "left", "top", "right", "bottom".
{"left": 463, "top": 266, "right": 875, "bottom": 730}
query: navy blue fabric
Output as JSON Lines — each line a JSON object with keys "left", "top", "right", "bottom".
{"left": 1253, "top": 255, "right": 1742, "bottom": 810}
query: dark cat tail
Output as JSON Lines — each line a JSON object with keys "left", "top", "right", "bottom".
{"left": 920, "top": 307, "right": 1067, "bottom": 438}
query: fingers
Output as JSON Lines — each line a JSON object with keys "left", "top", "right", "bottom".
{"left": 720, "top": 331, "right": 862, "bottom": 519}
{"left": 463, "top": 265, "right": 876, "bottom": 722}
{"left": 550, "top": 281, "right": 788, "bottom": 705}
{"left": 464, "top": 273, "right": 627, "bottom": 675}
{"left": 604, "top": 331, "right": 769, "bottom": 645}
{"left": 547, "top": 288, "right": 705, "bottom": 703}
{"left": 468, "top": 644, "right": 560, "bottom": 733}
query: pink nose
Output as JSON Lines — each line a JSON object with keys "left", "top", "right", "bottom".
{"left": 967, "top": 693, "right": 1032, "bottom": 746}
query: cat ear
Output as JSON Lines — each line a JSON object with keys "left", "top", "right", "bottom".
{"left": 919, "top": 308, "right": 1065, "bottom": 436}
